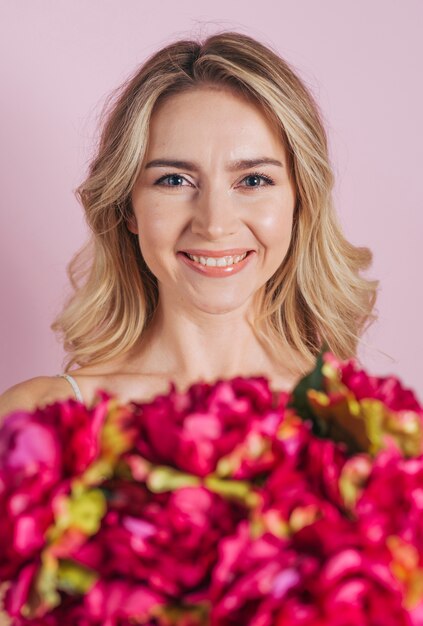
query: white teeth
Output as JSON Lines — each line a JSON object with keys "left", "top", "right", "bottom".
{"left": 186, "top": 252, "right": 248, "bottom": 266}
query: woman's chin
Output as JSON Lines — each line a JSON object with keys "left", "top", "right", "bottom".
{"left": 184, "top": 292, "right": 253, "bottom": 316}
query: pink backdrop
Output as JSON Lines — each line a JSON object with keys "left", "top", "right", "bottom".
{"left": 1, "top": 1, "right": 422, "bottom": 397}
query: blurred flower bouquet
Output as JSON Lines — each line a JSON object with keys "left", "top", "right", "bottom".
{"left": 1, "top": 350, "right": 423, "bottom": 625}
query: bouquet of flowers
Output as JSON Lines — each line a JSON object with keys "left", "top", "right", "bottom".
{"left": 1, "top": 350, "right": 423, "bottom": 625}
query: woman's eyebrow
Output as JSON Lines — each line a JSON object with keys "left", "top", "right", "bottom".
{"left": 144, "top": 157, "right": 284, "bottom": 171}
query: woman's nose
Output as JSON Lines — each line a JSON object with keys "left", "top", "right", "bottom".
{"left": 190, "top": 186, "right": 239, "bottom": 240}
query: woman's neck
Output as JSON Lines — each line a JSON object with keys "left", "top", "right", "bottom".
{"left": 122, "top": 304, "right": 304, "bottom": 391}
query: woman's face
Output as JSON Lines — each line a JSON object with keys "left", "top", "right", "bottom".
{"left": 130, "top": 86, "right": 297, "bottom": 316}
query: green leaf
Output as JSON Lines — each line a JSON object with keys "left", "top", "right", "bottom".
{"left": 57, "top": 560, "right": 98, "bottom": 594}
{"left": 147, "top": 466, "right": 201, "bottom": 493}
{"left": 204, "top": 475, "right": 259, "bottom": 507}
{"left": 288, "top": 344, "right": 328, "bottom": 435}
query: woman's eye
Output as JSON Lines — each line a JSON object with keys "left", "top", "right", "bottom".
{"left": 154, "top": 172, "right": 275, "bottom": 189}
{"left": 155, "top": 173, "right": 191, "bottom": 188}
{"left": 240, "top": 173, "right": 275, "bottom": 188}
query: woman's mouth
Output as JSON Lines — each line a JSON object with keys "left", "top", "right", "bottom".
{"left": 185, "top": 251, "right": 248, "bottom": 266}
{"left": 177, "top": 250, "right": 256, "bottom": 277}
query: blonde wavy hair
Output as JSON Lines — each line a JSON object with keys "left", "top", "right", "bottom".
{"left": 52, "top": 31, "right": 379, "bottom": 374}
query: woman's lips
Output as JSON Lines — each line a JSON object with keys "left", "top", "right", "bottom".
{"left": 180, "top": 248, "right": 253, "bottom": 257}
{"left": 177, "top": 250, "right": 256, "bottom": 277}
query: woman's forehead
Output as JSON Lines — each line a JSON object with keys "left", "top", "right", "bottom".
{"left": 146, "top": 86, "right": 286, "bottom": 163}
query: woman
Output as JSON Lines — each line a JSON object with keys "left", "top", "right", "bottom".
{"left": 0, "top": 31, "right": 378, "bottom": 417}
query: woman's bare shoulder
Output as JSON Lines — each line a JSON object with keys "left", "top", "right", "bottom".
{"left": 0, "top": 376, "right": 75, "bottom": 420}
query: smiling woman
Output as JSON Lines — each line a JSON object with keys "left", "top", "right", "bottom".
{"left": 127, "top": 85, "right": 296, "bottom": 325}
{"left": 0, "top": 31, "right": 378, "bottom": 415}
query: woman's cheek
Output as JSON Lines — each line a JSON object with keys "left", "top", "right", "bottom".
{"left": 255, "top": 203, "right": 294, "bottom": 248}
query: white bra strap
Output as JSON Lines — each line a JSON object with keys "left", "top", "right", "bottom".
{"left": 57, "top": 374, "right": 84, "bottom": 403}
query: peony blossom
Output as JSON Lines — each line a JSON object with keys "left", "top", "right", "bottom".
{"left": 130, "top": 377, "right": 280, "bottom": 478}
{"left": 70, "top": 479, "right": 246, "bottom": 602}
{"left": 210, "top": 517, "right": 413, "bottom": 626}
{"left": 2, "top": 351, "right": 423, "bottom": 623}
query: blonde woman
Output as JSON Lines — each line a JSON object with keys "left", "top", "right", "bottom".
{"left": 0, "top": 31, "right": 378, "bottom": 418}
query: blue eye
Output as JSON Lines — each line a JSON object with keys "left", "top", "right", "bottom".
{"left": 154, "top": 171, "right": 275, "bottom": 189}
{"left": 242, "top": 173, "right": 275, "bottom": 188}
{"left": 155, "top": 173, "right": 189, "bottom": 187}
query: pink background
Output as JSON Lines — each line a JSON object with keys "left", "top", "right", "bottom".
{"left": 1, "top": 1, "right": 422, "bottom": 398}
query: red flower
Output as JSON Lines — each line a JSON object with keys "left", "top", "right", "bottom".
{"left": 10, "top": 582, "right": 162, "bottom": 626}
{"left": 275, "top": 519, "right": 412, "bottom": 626}
{"left": 324, "top": 353, "right": 422, "bottom": 413}
{"left": 355, "top": 449, "right": 423, "bottom": 553}
{"left": 84, "top": 579, "right": 165, "bottom": 625}
{"left": 71, "top": 479, "right": 245, "bottom": 601}
{"left": 130, "top": 377, "right": 279, "bottom": 478}
{"left": 2, "top": 358, "right": 423, "bottom": 624}
{"left": 0, "top": 398, "right": 108, "bottom": 601}
{"left": 271, "top": 414, "right": 348, "bottom": 513}
{"left": 210, "top": 517, "right": 412, "bottom": 626}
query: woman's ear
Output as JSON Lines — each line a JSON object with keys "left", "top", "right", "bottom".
{"left": 125, "top": 198, "right": 138, "bottom": 234}
{"left": 126, "top": 215, "right": 139, "bottom": 234}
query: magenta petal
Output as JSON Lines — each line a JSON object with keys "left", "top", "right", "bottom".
{"left": 85, "top": 580, "right": 165, "bottom": 621}
{"left": 4, "top": 562, "right": 38, "bottom": 616}
{"left": 0, "top": 417, "right": 59, "bottom": 477}
{"left": 271, "top": 567, "right": 301, "bottom": 599}
{"left": 14, "top": 514, "right": 46, "bottom": 554}
{"left": 122, "top": 516, "right": 156, "bottom": 539}
{"left": 322, "top": 549, "right": 364, "bottom": 584}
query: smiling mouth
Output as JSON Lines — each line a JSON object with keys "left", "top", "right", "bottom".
{"left": 177, "top": 249, "right": 256, "bottom": 277}
{"left": 181, "top": 250, "right": 252, "bottom": 267}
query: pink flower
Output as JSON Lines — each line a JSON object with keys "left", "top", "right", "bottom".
{"left": 3, "top": 364, "right": 423, "bottom": 624}
{"left": 304, "top": 352, "right": 423, "bottom": 456}
{"left": 0, "top": 411, "right": 62, "bottom": 581}
{"left": 83, "top": 579, "right": 165, "bottom": 626}
{"left": 355, "top": 450, "right": 423, "bottom": 553}
{"left": 71, "top": 479, "right": 245, "bottom": 601}
{"left": 324, "top": 353, "right": 422, "bottom": 412}
{"left": 10, "top": 584, "right": 163, "bottom": 626}
{"left": 255, "top": 412, "right": 349, "bottom": 531}
{"left": 0, "top": 396, "right": 107, "bottom": 491}
{"left": 131, "top": 377, "right": 281, "bottom": 478}
{"left": 275, "top": 519, "right": 412, "bottom": 626}
{"left": 4, "top": 562, "right": 39, "bottom": 618}
{"left": 209, "top": 520, "right": 294, "bottom": 623}
{"left": 210, "top": 517, "right": 412, "bottom": 626}
{"left": 0, "top": 398, "right": 108, "bottom": 605}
